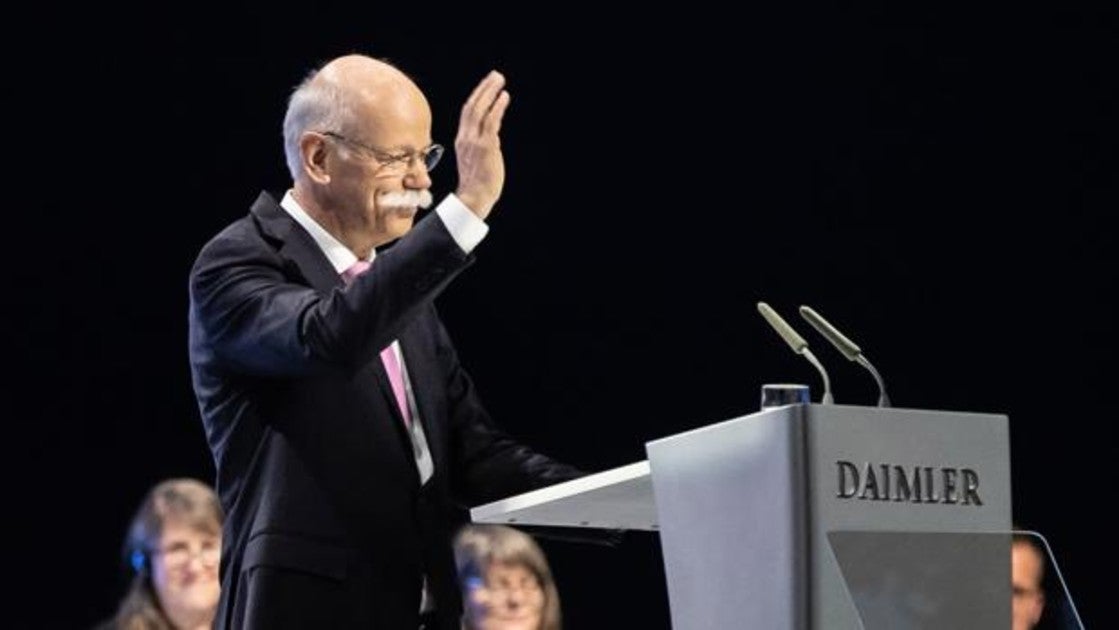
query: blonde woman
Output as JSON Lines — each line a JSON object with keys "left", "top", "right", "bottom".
{"left": 454, "top": 524, "right": 561, "bottom": 630}
{"left": 102, "top": 478, "right": 223, "bottom": 630}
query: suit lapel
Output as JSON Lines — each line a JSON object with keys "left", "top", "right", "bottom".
{"left": 251, "top": 192, "right": 342, "bottom": 294}
{"left": 364, "top": 350, "right": 421, "bottom": 468}
{"left": 252, "top": 192, "right": 420, "bottom": 470}
{"left": 398, "top": 322, "right": 444, "bottom": 474}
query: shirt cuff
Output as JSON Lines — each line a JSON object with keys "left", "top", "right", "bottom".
{"left": 436, "top": 194, "right": 489, "bottom": 254}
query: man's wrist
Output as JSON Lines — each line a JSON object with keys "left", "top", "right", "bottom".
{"left": 436, "top": 194, "right": 489, "bottom": 253}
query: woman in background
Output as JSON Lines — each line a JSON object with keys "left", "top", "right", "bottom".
{"left": 102, "top": 478, "right": 222, "bottom": 630}
{"left": 454, "top": 524, "right": 561, "bottom": 630}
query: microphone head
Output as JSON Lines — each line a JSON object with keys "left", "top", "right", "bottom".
{"left": 798, "top": 305, "right": 862, "bottom": 361}
{"left": 757, "top": 302, "right": 808, "bottom": 354}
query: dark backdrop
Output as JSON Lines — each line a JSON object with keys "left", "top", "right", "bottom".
{"left": 10, "top": 2, "right": 1113, "bottom": 628}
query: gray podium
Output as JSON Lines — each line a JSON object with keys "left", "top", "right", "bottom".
{"left": 471, "top": 404, "right": 1012, "bottom": 629}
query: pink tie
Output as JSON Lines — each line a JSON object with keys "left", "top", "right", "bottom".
{"left": 342, "top": 260, "right": 413, "bottom": 428}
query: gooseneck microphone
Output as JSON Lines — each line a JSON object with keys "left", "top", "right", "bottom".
{"left": 757, "top": 302, "right": 834, "bottom": 404}
{"left": 798, "top": 305, "right": 891, "bottom": 407}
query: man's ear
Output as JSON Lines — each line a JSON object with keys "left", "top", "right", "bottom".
{"left": 301, "top": 133, "right": 331, "bottom": 184}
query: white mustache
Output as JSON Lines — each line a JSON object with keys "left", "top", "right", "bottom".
{"left": 379, "top": 189, "right": 433, "bottom": 211}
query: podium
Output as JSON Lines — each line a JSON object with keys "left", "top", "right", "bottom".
{"left": 471, "top": 404, "right": 1012, "bottom": 629}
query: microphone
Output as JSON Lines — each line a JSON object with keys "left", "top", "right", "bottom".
{"left": 798, "top": 305, "right": 890, "bottom": 407}
{"left": 756, "top": 302, "right": 833, "bottom": 404}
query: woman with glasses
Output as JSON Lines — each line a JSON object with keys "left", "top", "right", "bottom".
{"left": 99, "top": 478, "right": 222, "bottom": 630}
{"left": 454, "top": 524, "right": 561, "bottom": 630}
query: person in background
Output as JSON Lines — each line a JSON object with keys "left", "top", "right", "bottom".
{"left": 100, "top": 478, "right": 223, "bottom": 630}
{"left": 454, "top": 524, "right": 561, "bottom": 630}
{"left": 1012, "top": 531, "right": 1047, "bottom": 630}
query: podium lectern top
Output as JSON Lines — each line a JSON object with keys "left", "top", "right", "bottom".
{"left": 470, "top": 461, "right": 656, "bottom": 531}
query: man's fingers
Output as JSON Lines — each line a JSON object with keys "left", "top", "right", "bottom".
{"left": 481, "top": 91, "right": 511, "bottom": 136}
{"left": 475, "top": 72, "right": 506, "bottom": 116}
{"left": 462, "top": 70, "right": 495, "bottom": 113}
{"left": 460, "top": 71, "right": 506, "bottom": 136}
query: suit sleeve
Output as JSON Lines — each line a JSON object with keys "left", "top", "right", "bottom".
{"left": 434, "top": 314, "right": 584, "bottom": 506}
{"left": 189, "top": 213, "right": 470, "bottom": 377}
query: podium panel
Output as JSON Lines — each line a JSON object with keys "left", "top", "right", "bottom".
{"left": 646, "top": 404, "right": 1010, "bottom": 629}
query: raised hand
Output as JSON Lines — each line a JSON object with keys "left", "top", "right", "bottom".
{"left": 454, "top": 71, "right": 511, "bottom": 220}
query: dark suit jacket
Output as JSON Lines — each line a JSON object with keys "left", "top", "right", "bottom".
{"left": 188, "top": 191, "right": 581, "bottom": 629}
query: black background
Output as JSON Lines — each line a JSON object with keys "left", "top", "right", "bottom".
{"left": 10, "top": 2, "right": 1114, "bottom": 628}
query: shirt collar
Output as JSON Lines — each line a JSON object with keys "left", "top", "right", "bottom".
{"left": 280, "top": 190, "right": 375, "bottom": 273}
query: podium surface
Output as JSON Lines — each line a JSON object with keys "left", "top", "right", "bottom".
{"left": 471, "top": 461, "right": 656, "bottom": 531}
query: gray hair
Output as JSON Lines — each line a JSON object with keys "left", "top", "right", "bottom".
{"left": 282, "top": 65, "right": 353, "bottom": 181}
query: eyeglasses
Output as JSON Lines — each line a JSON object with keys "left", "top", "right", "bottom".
{"left": 153, "top": 542, "right": 221, "bottom": 569}
{"left": 320, "top": 131, "right": 444, "bottom": 173}
{"left": 465, "top": 575, "right": 543, "bottom": 598}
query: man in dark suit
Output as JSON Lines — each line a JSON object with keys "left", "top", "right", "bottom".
{"left": 188, "top": 54, "right": 582, "bottom": 629}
